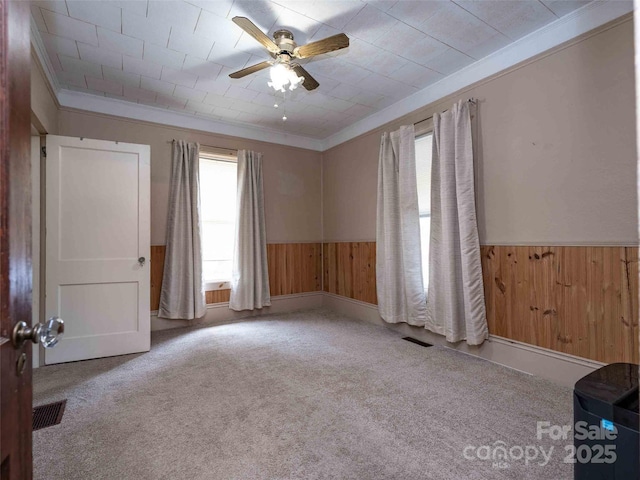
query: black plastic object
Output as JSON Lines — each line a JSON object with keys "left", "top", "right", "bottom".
{"left": 574, "top": 362, "right": 639, "bottom": 479}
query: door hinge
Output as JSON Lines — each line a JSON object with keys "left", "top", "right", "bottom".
{"left": 41, "top": 146, "right": 47, "bottom": 158}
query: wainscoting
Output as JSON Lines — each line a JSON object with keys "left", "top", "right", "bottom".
{"left": 321, "top": 242, "right": 639, "bottom": 364}
{"left": 150, "top": 243, "right": 322, "bottom": 311}
{"left": 481, "top": 246, "right": 639, "bottom": 364}
{"left": 323, "top": 242, "right": 377, "bottom": 304}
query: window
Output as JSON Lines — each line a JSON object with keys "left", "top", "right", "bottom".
{"left": 415, "top": 133, "right": 433, "bottom": 291}
{"left": 199, "top": 153, "right": 237, "bottom": 288}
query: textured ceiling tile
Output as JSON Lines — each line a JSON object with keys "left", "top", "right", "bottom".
{"left": 143, "top": 43, "right": 186, "bottom": 69}
{"left": 195, "top": 77, "right": 231, "bottom": 95}
{"left": 86, "top": 76, "right": 124, "bottom": 96}
{"left": 367, "top": 0, "right": 398, "bottom": 12}
{"left": 98, "top": 27, "right": 144, "bottom": 57}
{"left": 122, "top": 11, "right": 172, "bottom": 46}
{"left": 357, "top": 73, "right": 418, "bottom": 98}
{"left": 140, "top": 76, "right": 177, "bottom": 95}
{"left": 32, "top": 0, "right": 68, "bottom": 15}
{"left": 37, "top": 0, "right": 595, "bottom": 139}
{"left": 374, "top": 21, "right": 449, "bottom": 66}
{"left": 173, "top": 85, "right": 208, "bottom": 102}
{"left": 182, "top": 56, "right": 223, "bottom": 78}
{"left": 305, "top": 58, "right": 370, "bottom": 86}
{"left": 212, "top": 106, "right": 240, "bottom": 119}
{"left": 67, "top": 1, "right": 122, "bottom": 33}
{"left": 346, "top": 39, "right": 407, "bottom": 76}
{"left": 168, "top": 29, "right": 215, "bottom": 59}
{"left": 207, "top": 42, "right": 252, "bottom": 69}
{"left": 147, "top": 0, "right": 202, "bottom": 32}
{"left": 220, "top": 71, "right": 252, "bottom": 88}
{"left": 251, "top": 92, "right": 279, "bottom": 107}
{"left": 160, "top": 66, "right": 198, "bottom": 88}
{"left": 155, "top": 94, "right": 188, "bottom": 109}
{"left": 186, "top": 100, "right": 215, "bottom": 114}
{"left": 423, "top": 47, "right": 473, "bottom": 75}
{"left": 326, "top": 82, "right": 361, "bottom": 101}
{"left": 386, "top": 0, "right": 447, "bottom": 28}
{"left": 344, "top": 103, "right": 375, "bottom": 118}
{"left": 107, "top": 1, "right": 149, "bottom": 17}
{"left": 540, "top": 0, "right": 590, "bottom": 17}
{"left": 227, "top": 98, "right": 263, "bottom": 114}
{"left": 349, "top": 90, "right": 386, "bottom": 108}
{"left": 123, "top": 85, "right": 158, "bottom": 104}
{"left": 41, "top": 9, "right": 98, "bottom": 45}
{"left": 224, "top": 85, "right": 260, "bottom": 102}
{"left": 78, "top": 43, "right": 123, "bottom": 69}
{"left": 59, "top": 55, "right": 104, "bottom": 78}
{"left": 186, "top": 1, "right": 234, "bottom": 18}
{"left": 123, "top": 55, "right": 163, "bottom": 79}
{"left": 285, "top": 1, "right": 364, "bottom": 30}
{"left": 195, "top": 9, "right": 243, "bottom": 42}
{"left": 419, "top": 3, "right": 509, "bottom": 59}
{"left": 272, "top": 7, "right": 323, "bottom": 45}
{"left": 247, "top": 77, "right": 279, "bottom": 95}
{"left": 57, "top": 70, "right": 88, "bottom": 89}
{"left": 343, "top": 4, "right": 398, "bottom": 43}
{"left": 388, "top": 62, "right": 443, "bottom": 88}
{"left": 203, "top": 93, "right": 236, "bottom": 108}
{"left": 228, "top": 0, "right": 281, "bottom": 33}
{"left": 102, "top": 65, "right": 141, "bottom": 88}
{"left": 454, "top": 0, "right": 557, "bottom": 40}
{"left": 40, "top": 32, "right": 80, "bottom": 59}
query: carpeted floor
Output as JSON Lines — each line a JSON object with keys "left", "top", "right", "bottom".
{"left": 33, "top": 309, "right": 574, "bottom": 479}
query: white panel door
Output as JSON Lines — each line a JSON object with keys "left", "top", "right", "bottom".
{"left": 45, "top": 135, "right": 150, "bottom": 364}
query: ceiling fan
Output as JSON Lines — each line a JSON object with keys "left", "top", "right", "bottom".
{"left": 229, "top": 17, "right": 350, "bottom": 92}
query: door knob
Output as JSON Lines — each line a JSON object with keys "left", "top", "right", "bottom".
{"left": 138, "top": 257, "right": 146, "bottom": 266}
{"left": 12, "top": 316, "right": 64, "bottom": 349}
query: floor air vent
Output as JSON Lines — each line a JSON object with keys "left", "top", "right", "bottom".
{"left": 402, "top": 337, "right": 433, "bottom": 348}
{"left": 33, "top": 400, "right": 66, "bottom": 431}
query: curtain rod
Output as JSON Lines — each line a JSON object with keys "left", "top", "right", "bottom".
{"left": 414, "top": 98, "right": 476, "bottom": 128}
{"left": 166, "top": 139, "right": 238, "bottom": 154}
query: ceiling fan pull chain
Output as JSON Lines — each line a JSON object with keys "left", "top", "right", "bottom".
{"left": 282, "top": 91, "right": 287, "bottom": 122}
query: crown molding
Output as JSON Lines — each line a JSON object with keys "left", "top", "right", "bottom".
{"left": 321, "top": 0, "right": 633, "bottom": 150}
{"left": 30, "top": 15, "right": 61, "bottom": 96}
{"left": 56, "top": 90, "right": 325, "bottom": 151}
{"left": 31, "top": 1, "right": 631, "bottom": 152}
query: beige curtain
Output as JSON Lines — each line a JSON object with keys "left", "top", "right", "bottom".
{"left": 376, "top": 124, "right": 427, "bottom": 326}
{"left": 229, "top": 150, "right": 271, "bottom": 311}
{"left": 426, "top": 101, "right": 488, "bottom": 345}
{"left": 158, "top": 140, "right": 206, "bottom": 320}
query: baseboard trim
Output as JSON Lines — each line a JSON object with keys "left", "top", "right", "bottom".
{"left": 150, "top": 292, "right": 324, "bottom": 331}
{"left": 321, "top": 292, "right": 603, "bottom": 388}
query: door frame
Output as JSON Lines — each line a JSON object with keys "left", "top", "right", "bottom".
{"left": 0, "top": 0, "right": 34, "bottom": 477}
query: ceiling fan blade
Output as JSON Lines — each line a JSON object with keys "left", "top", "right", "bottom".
{"left": 232, "top": 17, "right": 279, "bottom": 54}
{"left": 292, "top": 65, "right": 319, "bottom": 91}
{"left": 293, "top": 33, "right": 349, "bottom": 59}
{"left": 229, "top": 61, "right": 272, "bottom": 79}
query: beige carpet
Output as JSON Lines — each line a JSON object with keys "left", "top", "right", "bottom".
{"left": 33, "top": 309, "right": 574, "bottom": 479}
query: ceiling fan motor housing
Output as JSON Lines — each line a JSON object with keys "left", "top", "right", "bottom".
{"left": 273, "top": 29, "right": 296, "bottom": 54}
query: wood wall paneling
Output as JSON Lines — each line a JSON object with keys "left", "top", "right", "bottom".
{"left": 150, "top": 243, "right": 322, "bottom": 311}
{"left": 152, "top": 241, "right": 639, "bottom": 364}
{"left": 323, "top": 242, "right": 377, "bottom": 305}
{"left": 267, "top": 243, "right": 322, "bottom": 296}
{"left": 481, "top": 246, "right": 639, "bottom": 364}
{"left": 150, "top": 245, "right": 165, "bottom": 312}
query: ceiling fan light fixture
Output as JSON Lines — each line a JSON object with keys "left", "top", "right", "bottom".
{"left": 268, "top": 63, "right": 304, "bottom": 93}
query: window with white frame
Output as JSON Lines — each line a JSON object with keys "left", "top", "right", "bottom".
{"left": 415, "top": 132, "right": 433, "bottom": 291}
{"left": 199, "top": 153, "right": 237, "bottom": 288}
